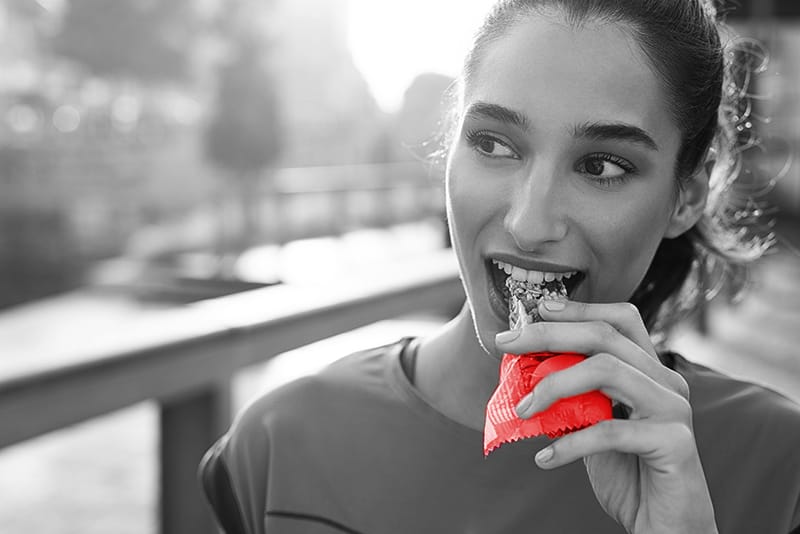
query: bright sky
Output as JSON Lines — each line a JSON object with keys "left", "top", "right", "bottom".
{"left": 347, "top": 0, "right": 495, "bottom": 112}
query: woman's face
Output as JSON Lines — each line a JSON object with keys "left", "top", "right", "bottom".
{"left": 447, "top": 15, "right": 687, "bottom": 354}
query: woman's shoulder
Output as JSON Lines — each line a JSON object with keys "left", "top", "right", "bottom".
{"left": 230, "top": 337, "right": 412, "bottom": 433}
{"left": 666, "top": 352, "right": 800, "bottom": 529}
{"left": 668, "top": 350, "right": 800, "bottom": 462}
{"left": 668, "top": 351, "right": 800, "bottom": 423}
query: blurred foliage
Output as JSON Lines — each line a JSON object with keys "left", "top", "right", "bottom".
{"left": 205, "top": 37, "right": 282, "bottom": 174}
{"left": 203, "top": 0, "right": 282, "bottom": 257}
{"left": 49, "top": 0, "right": 202, "bottom": 82}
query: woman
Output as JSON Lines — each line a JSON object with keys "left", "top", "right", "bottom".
{"left": 200, "top": 1, "right": 800, "bottom": 532}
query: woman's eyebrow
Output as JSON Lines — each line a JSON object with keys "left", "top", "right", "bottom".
{"left": 572, "top": 121, "right": 659, "bottom": 151}
{"left": 464, "top": 102, "right": 530, "bottom": 130}
{"left": 462, "top": 104, "right": 659, "bottom": 151}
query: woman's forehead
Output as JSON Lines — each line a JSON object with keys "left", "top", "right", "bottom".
{"left": 463, "top": 15, "right": 680, "bottom": 150}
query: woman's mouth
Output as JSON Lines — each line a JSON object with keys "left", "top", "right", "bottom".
{"left": 485, "top": 259, "right": 585, "bottom": 320}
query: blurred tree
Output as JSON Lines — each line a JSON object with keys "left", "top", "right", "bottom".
{"left": 205, "top": 38, "right": 281, "bottom": 179}
{"left": 393, "top": 73, "right": 455, "bottom": 162}
{"left": 49, "top": 0, "right": 199, "bottom": 82}
{"left": 204, "top": 22, "right": 282, "bottom": 264}
{"left": 268, "top": 0, "right": 384, "bottom": 167}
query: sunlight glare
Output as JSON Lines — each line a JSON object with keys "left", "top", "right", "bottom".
{"left": 347, "top": 0, "right": 494, "bottom": 112}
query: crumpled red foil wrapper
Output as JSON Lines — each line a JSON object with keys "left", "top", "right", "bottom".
{"left": 484, "top": 352, "right": 612, "bottom": 456}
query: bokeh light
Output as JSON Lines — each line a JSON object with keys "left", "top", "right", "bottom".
{"left": 52, "top": 105, "right": 81, "bottom": 133}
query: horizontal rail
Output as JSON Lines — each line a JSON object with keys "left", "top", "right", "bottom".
{"left": 0, "top": 250, "right": 463, "bottom": 450}
{"left": 273, "top": 183, "right": 439, "bottom": 196}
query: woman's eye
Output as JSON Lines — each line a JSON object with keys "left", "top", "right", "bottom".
{"left": 576, "top": 153, "right": 636, "bottom": 185}
{"left": 465, "top": 130, "right": 519, "bottom": 159}
{"left": 583, "top": 158, "right": 625, "bottom": 177}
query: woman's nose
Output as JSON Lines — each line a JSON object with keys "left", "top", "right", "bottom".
{"left": 503, "top": 173, "right": 568, "bottom": 250}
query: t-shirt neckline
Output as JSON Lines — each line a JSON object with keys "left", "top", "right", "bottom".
{"left": 388, "top": 336, "right": 485, "bottom": 438}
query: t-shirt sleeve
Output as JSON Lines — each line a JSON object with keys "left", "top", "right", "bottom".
{"left": 670, "top": 353, "right": 800, "bottom": 533}
{"left": 199, "top": 436, "right": 250, "bottom": 534}
{"left": 199, "top": 396, "right": 274, "bottom": 534}
{"left": 792, "top": 468, "right": 800, "bottom": 532}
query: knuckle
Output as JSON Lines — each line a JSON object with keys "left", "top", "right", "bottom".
{"left": 522, "top": 322, "right": 549, "bottom": 347}
{"left": 534, "top": 326, "right": 556, "bottom": 350}
{"left": 526, "top": 321, "right": 546, "bottom": 339}
{"left": 575, "top": 300, "right": 590, "bottom": 314}
{"left": 591, "top": 321, "right": 617, "bottom": 343}
{"left": 667, "top": 369, "right": 691, "bottom": 400}
{"left": 672, "top": 394, "right": 694, "bottom": 421}
{"left": 596, "top": 418, "right": 624, "bottom": 444}
{"left": 621, "top": 302, "right": 646, "bottom": 328}
{"left": 668, "top": 422, "right": 697, "bottom": 458}
{"left": 622, "top": 302, "right": 643, "bottom": 321}
{"left": 519, "top": 321, "right": 536, "bottom": 336}
{"left": 591, "top": 352, "right": 620, "bottom": 375}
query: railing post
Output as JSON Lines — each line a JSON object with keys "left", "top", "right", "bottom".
{"left": 159, "top": 381, "right": 231, "bottom": 534}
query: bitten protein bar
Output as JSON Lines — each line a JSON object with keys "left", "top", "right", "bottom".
{"left": 483, "top": 276, "right": 612, "bottom": 456}
{"left": 506, "top": 276, "right": 568, "bottom": 329}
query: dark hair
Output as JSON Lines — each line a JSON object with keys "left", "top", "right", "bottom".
{"left": 449, "top": 0, "right": 775, "bottom": 343}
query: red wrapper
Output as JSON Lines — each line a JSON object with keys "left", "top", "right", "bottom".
{"left": 484, "top": 352, "right": 613, "bottom": 456}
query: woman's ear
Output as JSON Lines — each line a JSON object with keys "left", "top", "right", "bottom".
{"left": 664, "top": 165, "right": 710, "bottom": 238}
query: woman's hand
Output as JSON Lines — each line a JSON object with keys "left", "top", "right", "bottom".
{"left": 495, "top": 300, "right": 718, "bottom": 534}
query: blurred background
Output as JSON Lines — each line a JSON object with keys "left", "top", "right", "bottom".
{"left": 0, "top": 0, "right": 798, "bottom": 532}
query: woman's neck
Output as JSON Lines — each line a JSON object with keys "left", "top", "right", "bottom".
{"left": 413, "top": 305, "right": 503, "bottom": 432}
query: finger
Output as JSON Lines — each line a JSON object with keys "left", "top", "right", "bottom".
{"left": 497, "top": 321, "right": 689, "bottom": 400}
{"left": 533, "top": 419, "right": 696, "bottom": 470}
{"left": 537, "top": 300, "right": 656, "bottom": 359}
{"left": 515, "top": 353, "right": 687, "bottom": 419}
{"left": 536, "top": 300, "right": 691, "bottom": 400}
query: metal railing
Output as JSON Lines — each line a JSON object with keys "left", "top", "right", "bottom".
{"left": 0, "top": 249, "right": 464, "bottom": 533}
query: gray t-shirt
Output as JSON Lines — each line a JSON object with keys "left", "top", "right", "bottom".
{"left": 200, "top": 337, "right": 800, "bottom": 533}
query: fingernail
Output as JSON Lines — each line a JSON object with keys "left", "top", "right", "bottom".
{"left": 535, "top": 446, "right": 554, "bottom": 464}
{"left": 515, "top": 393, "right": 534, "bottom": 418}
{"left": 495, "top": 330, "right": 520, "bottom": 344}
{"left": 543, "top": 300, "right": 566, "bottom": 311}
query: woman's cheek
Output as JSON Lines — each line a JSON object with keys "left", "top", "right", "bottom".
{"left": 450, "top": 155, "right": 508, "bottom": 220}
{"left": 446, "top": 159, "right": 485, "bottom": 243}
{"left": 591, "top": 206, "right": 669, "bottom": 303}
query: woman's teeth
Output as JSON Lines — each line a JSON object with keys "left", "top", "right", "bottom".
{"left": 492, "top": 259, "right": 577, "bottom": 284}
